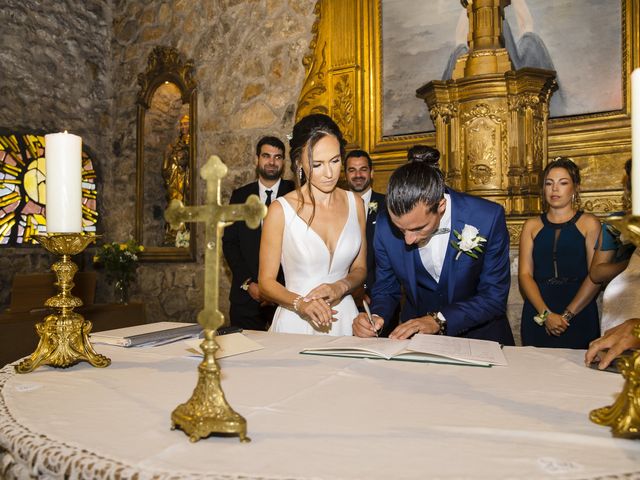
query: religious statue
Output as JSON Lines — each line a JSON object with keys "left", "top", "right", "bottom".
{"left": 163, "top": 114, "right": 190, "bottom": 246}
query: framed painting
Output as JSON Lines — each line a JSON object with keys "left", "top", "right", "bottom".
{"left": 380, "top": 0, "right": 623, "bottom": 138}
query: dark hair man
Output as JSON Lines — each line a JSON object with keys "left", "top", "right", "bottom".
{"left": 222, "top": 136, "right": 294, "bottom": 330}
{"left": 353, "top": 146, "right": 514, "bottom": 345}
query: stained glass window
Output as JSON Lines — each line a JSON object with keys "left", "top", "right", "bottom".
{"left": 0, "top": 133, "right": 98, "bottom": 245}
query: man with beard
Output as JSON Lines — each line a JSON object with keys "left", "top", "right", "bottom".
{"left": 223, "top": 136, "right": 295, "bottom": 330}
{"left": 344, "top": 150, "right": 386, "bottom": 303}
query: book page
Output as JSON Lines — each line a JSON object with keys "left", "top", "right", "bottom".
{"left": 300, "top": 336, "right": 409, "bottom": 359}
{"left": 184, "top": 333, "right": 264, "bottom": 359}
{"left": 407, "top": 334, "right": 507, "bottom": 366}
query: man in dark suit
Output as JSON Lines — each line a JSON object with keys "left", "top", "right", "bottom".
{"left": 353, "top": 146, "right": 514, "bottom": 345}
{"left": 222, "top": 136, "right": 295, "bottom": 330}
{"left": 344, "top": 150, "right": 386, "bottom": 301}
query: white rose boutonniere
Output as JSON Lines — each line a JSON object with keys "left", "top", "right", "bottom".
{"left": 451, "top": 224, "right": 487, "bottom": 260}
{"left": 368, "top": 201, "right": 378, "bottom": 215}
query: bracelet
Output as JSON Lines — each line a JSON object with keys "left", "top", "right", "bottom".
{"left": 533, "top": 310, "right": 549, "bottom": 326}
{"left": 562, "top": 309, "right": 575, "bottom": 323}
{"left": 292, "top": 295, "right": 303, "bottom": 313}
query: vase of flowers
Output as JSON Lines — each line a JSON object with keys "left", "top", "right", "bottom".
{"left": 93, "top": 240, "right": 144, "bottom": 304}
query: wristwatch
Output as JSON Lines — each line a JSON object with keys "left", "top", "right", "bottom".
{"left": 429, "top": 311, "right": 447, "bottom": 335}
{"left": 240, "top": 278, "right": 252, "bottom": 291}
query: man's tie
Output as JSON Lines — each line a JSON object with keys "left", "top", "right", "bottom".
{"left": 265, "top": 189, "right": 272, "bottom": 207}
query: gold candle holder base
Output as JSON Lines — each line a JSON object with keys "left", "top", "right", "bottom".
{"left": 589, "top": 214, "right": 640, "bottom": 438}
{"left": 15, "top": 233, "right": 111, "bottom": 374}
{"left": 170, "top": 328, "right": 249, "bottom": 443}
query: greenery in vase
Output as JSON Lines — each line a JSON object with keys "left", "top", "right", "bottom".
{"left": 93, "top": 240, "right": 144, "bottom": 284}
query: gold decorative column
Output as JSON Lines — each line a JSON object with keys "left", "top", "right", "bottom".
{"left": 417, "top": 0, "right": 557, "bottom": 223}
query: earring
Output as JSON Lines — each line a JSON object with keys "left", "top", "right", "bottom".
{"left": 298, "top": 167, "right": 303, "bottom": 181}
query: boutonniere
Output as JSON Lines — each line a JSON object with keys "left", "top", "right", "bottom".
{"left": 368, "top": 201, "right": 378, "bottom": 215}
{"left": 451, "top": 224, "right": 487, "bottom": 260}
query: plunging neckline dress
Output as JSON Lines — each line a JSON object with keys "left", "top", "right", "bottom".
{"left": 269, "top": 191, "right": 362, "bottom": 335}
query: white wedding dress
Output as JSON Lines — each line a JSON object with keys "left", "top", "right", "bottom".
{"left": 600, "top": 247, "right": 640, "bottom": 334}
{"left": 269, "top": 191, "right": 361, "bottom": 336}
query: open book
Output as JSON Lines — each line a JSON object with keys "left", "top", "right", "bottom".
{"left": 300, "top": 334, "right": 507, "bottom": 367}
{"left": 90, "top": 322, "right": 202, "bottom": 347}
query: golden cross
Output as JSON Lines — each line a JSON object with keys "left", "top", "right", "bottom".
{"left": 165, "top": 154, "right": 266, "bottom": 331}
{"left": 165, "top": 154, "right": 266, "bottom": 443}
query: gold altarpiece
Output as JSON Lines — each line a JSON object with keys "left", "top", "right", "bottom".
{"left": 296, "top": 0, "right": 640, "bottom": 243}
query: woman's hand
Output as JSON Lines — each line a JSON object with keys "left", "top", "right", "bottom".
{"left": 298, "top": 297, "right": 337, "bottom": 330}
{"left": 305, "top": 281, "right": 348, "bottom": 306}
{"left": 545, "top": 312, "right": 569, "bottom": 336}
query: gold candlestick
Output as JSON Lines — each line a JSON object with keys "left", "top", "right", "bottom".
{"left": 589, "top": 214, "right": 640, "bottom": 438}
{"left": 15, "top": 233, "right": 111, "bottom": 373}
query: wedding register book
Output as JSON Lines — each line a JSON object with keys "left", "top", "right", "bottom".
{"left": 300, "top": 334, "right": 507, "bottom": 367}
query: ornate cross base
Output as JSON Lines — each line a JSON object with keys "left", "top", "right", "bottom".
{"left": 170, "top": 336, "right": 250, "bottom": 443}
{"left": 16, "top": 233, "right": 111, "bottom": 373}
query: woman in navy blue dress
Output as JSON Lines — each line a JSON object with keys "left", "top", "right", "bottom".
{"left": 519, "top": 158, "right": 601, "bottom": 348}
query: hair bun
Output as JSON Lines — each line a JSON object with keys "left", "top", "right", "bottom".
{"left": 407, "top": 145, "right": 440, "bottom": 166}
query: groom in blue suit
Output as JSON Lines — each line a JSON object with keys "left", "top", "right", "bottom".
{"left": 353, "top": 146, "right": 514, "bottom": 345}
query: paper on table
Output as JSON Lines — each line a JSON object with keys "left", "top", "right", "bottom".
{"left": 407, "top": 334, "right": 507, "bottom": 366}
{"left": 184, "top": 333, "right": 264, "bottom": 359}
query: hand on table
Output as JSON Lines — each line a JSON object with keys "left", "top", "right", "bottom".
{"left": 389, "top": 315, "right": 439, "bottom": 340}
{"left": 585, "top": 318, "right": 640, "bottom": 370}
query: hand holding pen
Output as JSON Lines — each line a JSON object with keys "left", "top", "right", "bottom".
{"left": 353, "top": 301, "right": 384, "bottom": 337}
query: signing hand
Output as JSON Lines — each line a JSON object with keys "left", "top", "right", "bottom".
{"left": 389, "top": 315, "right": 439, "bottom": 340}
{"left": 585, "top": 318, "right": 640, "bottom": 370}
{"left": 353, "top": 313, "right": 384, "bottom": 337}
{"left": 544, "top": 312, "right": 569, "bottom": 336}
{"left": 298, "top": 297, "right": 337, "bottom": 330}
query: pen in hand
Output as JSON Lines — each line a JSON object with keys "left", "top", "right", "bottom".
{"left": 362, "top": 300, "right": 379, "bottom": 338}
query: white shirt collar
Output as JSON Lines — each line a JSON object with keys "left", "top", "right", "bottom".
{"left": 258, "top": 179, "right": 281, "bottom": 204}
{"left": 361, "top": 188, "right": 373, "bottom": 215}
{"left": 418, "top": 193, "right": 451, "bottom": 282}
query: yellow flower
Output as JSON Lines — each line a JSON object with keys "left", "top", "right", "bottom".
{"left": 92, "top": 255, "right": 99, "bottom": 262}
{"left": 118, "top": 243, "right": 127, "bottom": 250}
{"left": 139, "top": 245, "right": 145, "bottom": 252}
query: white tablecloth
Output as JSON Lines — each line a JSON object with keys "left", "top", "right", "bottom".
{"left": 1, "top": 331, "right": 638, "bottom": 479}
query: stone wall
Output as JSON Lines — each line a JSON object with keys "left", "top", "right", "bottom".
{"left": 0, "top": 0, "right": 112, "bottom": 307}
{"left": 110, "top": 0, "right": 317, "bottom": 323}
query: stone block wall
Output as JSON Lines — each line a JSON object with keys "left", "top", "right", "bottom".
{"left": 109, "top": 0, "right": 317, "bottom": 323}
{"left": 0, "top": 0, "right": 112, "bottom": 307}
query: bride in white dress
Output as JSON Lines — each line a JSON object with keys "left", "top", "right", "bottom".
{"left": 259, "top": 114, "right": 366, "bottom": 335}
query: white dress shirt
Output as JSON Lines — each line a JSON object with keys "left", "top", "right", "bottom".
{"left": 258, "top": 179, "right": 281, "bottom": 205}
{"left": 418, "top": 193, "right": 451, "bottom": 282}
{"left": 361, "top": 188, "right": 372, "bottom": 218}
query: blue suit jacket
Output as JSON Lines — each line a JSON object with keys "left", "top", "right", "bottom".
{"left": 370, "top": 189, "right": 514, "bottom": 345}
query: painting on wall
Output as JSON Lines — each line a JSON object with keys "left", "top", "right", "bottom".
{"left": 381, "top": 0, "right": 623, "bottom": 137}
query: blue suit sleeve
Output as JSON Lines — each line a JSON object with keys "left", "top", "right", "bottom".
{"left": 369, "top": 214, "right": 402, "bottom": 325}
{"left": 440, "top": 206, "right": 510, "bottom": 335}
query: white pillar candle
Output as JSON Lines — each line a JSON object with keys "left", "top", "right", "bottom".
{"left": 632, "top": 68, "right": 640, "bottom": 216}
{"left": 45, "top": 132, "right": 83, "bottom": 233}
